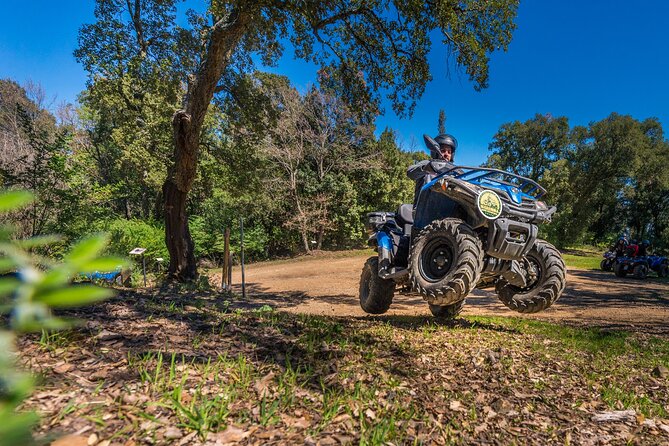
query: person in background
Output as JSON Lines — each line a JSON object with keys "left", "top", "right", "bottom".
{"left": 611, "top": 237, "right": 628, "bottom": 258}
{"left": 625, "top": 239, "right": 639, "bottom": 257}
{"left": 638, "top": 240, "right": 650, "bottom": 257}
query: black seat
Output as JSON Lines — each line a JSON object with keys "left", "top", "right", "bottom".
{"left": 396, "top": 204, "right": 414, "bottom": 225}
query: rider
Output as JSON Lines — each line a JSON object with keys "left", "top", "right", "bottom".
{"left": 611, "top": 237, "right": 628, "bottom": 258}
{"left": 638, "top": 240, "right": 650, "bottom": 256}
{"left": 407, "top": 133, "right": 458, "bottom": 206}
{"left": 625, "top": 239, "right": 640, "bottom": 257}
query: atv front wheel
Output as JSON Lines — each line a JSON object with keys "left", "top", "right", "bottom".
{"left": 496, "top": 240, "right": 566, "bottom": 313}
{"left": 658, "top": 264, "right": 669, "bottom": 278}
{"left": 429, "top": 300, "right": 465, "bottom": 319}
{"left": 359, "top": 257, "right": 395, "bottom": 314}
{"left": 600, "top": 259, "right": 613, "bottom": 272}
{"left": 614, "top": 263, "right": 627, "bottom": 277}
{"left": 633, "top": 264, "right": 648, "bottom": 280}
{"left": 409, "top": 218, "right": 483, "bottom": 306}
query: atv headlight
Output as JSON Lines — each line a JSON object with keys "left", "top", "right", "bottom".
{"left": 536, "top": 201, "right": 547, "bottom": 210}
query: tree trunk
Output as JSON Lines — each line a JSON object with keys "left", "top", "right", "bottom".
{"left": 164, "top": 110, "right": 200, "bottom": 280}
{"left": 162, "top": 9, "right": 252, "bottom": 281}
{"left": 163, "top": 177, "right": 197, "bottom": 279}
{"left": 317, "top": 225, "right": 324, "bottom": 250}
{"left": 301, "top": 230, "right": 311, "bottom": 253}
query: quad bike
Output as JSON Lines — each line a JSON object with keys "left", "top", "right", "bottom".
{"left": 614, "top": 255, "right": 669, "bottom": 279}
{"left": 600, "top": 251, "right": 616, "bottom": 271}
{"left": 359, "top": 136, "right": 566, "bottom": 319}
{"left": 647, "top": 255, "right": 669, "bottom": 278}
{"left": 81, "top": 267, "right": 132, "bottom": 287}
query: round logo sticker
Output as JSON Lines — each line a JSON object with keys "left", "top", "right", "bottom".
{"left": 477, "top": 190, "right": 503, "bottom": 219}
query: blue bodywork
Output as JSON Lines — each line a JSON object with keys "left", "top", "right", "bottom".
{"left": 646, "top": 255, "right": 668, "bottom": 271}
{"left": 413, "top": 166, "right": 548, "bottom": 232}
{"left": 81, "top": 267, "right": 123, "bottom": 283}
{"left": 376, "top": 231, "right": 393, "bottom": 252}
{"left": 368, "top": 165, "right": 553, "bottom": 274}
{"left": 422, "top": 166, "right": 546, "bottom": 204}
{"left": 614, "top": 254, "right": 668, "bottom": 277}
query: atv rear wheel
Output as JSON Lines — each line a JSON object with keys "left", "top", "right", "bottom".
{"left": 633, "top": 264, "right": 648, "bottom": 280}
{"left": 409, "top": 218, "right": 483, "bottom": 306}
{"left": 359, "top": 257, "right": 395, "bottom": 314}
{"left": 600, "top": 259, "right": 613, "bottom": 271}
{"left": 495, "top": 240, "right": 566, "bottom": 313}
{"left": 614, "top": 262, "right": 627, "bottom": 277}
{"left": 429, "top": 300, "right": 465, "bottom": 319}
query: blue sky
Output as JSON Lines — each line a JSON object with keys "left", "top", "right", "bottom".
{"left": 1, "top": 1, "right": 668, "bottom": 166}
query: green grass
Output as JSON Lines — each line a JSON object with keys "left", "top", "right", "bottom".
{"left": 467, "top": 315, "right": 669, "bottom": 360}
{"left": 561, "top": 252, "right": 602, "bottom": 270}
{"left": 27, "top": 295, "right": 669, "bottom": 444}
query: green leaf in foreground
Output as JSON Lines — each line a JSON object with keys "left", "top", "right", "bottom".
{"left": 0, "top": 257, "right": 17, "bottom": 273}
{"left": 0, "top": 191, "right": 33, "bottom": 213}
{"left": 15, "top": 235, "right": 63, "bottom": 249}
{"left": 65, "top": 234, "right": 110, "bottom": 266}
{"left": 35, "top": 285, "right": 114, "bottom": 308}
{"left": 77, "top": 257, "right": 129, "bottom": 274}
{"left": 36, "top": 268, "right": 72, "bottom": 291}
{"left": 0, "top": 278, "right": 20, "bottom": 296}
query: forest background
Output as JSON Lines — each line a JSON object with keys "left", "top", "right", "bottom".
{"left": 2, "top": 1, "right": 669, "bottom": 275}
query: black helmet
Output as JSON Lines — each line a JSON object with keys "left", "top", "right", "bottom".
{"left": 435, "top": 134, "right": 458, "bottom": 151}
{"left": 642, "top": 239, "right": 650, "bottom": 246}
{"left": 426, "top": 133, "right": 458, "bottom": 160}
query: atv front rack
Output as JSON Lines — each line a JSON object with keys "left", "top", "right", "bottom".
{"left": 442, "top": 166, "right": 547, "bottom": 200}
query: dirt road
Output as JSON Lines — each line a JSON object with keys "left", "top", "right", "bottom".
{"left": 222, "top": 252, "right": 669, "bottom": 336}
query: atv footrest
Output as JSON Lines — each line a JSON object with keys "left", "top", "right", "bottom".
{"left": 379, "top": 267, "right": 408, "bottom": 280}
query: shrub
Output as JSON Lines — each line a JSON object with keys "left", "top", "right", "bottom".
{"left": 104, "top": 219, "right": 169, "bottom": 265}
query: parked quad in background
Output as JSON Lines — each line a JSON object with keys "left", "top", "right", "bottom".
{"left": 359, "top": 141, "right": 566, "bottom": 319}
{"left": 614, "top": 255, "right": 669, "bottom": 279}
{"left": 647, "top": 255, "right": 669, "bottom": 278}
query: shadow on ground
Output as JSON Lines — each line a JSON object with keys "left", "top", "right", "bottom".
{"left": 225, "top": 267, "right": 669, "bottom": 337}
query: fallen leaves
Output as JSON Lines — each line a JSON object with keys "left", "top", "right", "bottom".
{"left": 449, "top": 400, "right": 465, "bottom": 412}
{"left": 164, "top": 426, "right": 183, "bottom": 440}
{"left": 254, "top": 371, "right": 275, "bottom": 398}
{"left": 209, "top": 425, "right": 252, "bottom": 445}
{"left": 15, "top": 292, "right": 669, "bottom": 446}
{"left": 51, "top": 435, "right": 88, "bottom": 446}
{"left": 652, "top": 365, "right": 668, "bottom": 378}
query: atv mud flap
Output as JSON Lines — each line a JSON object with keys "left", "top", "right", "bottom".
{"left": 486, "top": 218, "right": 537, "bottom": 261}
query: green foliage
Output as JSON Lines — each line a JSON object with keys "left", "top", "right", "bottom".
{"left": 74, "top": 0, "right": 521, "bottom": 278}
{"left": 487, "top": 113, "right": 570, "bottom": 181}
{"left": 104, "top": 218, "right": 169, "bottom": 264}
{"left": 189, "top": 216, "right": 269, "bottom": 261}
{"left": 438, "top": 109, "right": 447, "bottom": 134}
{"left": 489, "top": 113, "right": 669, "bottom": 249}
{"left": 0, "top": 80, "right": 79, "bottom": 240}
{"left": 0, "top": 190, "right": 123, "bottom": 445}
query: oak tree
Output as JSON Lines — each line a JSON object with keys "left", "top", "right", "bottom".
{"left": 79, "top": 0, "right": 519, "bottom": 281}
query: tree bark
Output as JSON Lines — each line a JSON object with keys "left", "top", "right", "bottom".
{"left": 163, "top": 9, "right": 252, "bottom": 281}
{"left": 317, "top": 225, "right": 324, "bottom": 250}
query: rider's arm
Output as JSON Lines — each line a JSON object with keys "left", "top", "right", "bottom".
{"left": 406, "top": 160, "right": 432, "bottom": 181}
